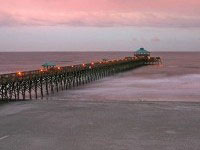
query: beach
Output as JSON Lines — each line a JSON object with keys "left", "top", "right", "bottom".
{"left": 1, "top": 100, "right": 200, "bottom": 150}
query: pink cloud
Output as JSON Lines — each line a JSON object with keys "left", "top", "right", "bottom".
{"left": 151, "top": 37, "right": 161, "bottom": 42}
{"left": 0, "top": 0, "right": 200, "bottom": 27}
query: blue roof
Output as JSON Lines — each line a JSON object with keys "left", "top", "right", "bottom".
{"left": 135, "top": 48, "right": 150, "bottom": 54}
{"left": 42, "top": 62, "right": 56, "bottom": 67}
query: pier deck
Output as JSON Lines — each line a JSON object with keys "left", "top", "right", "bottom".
{"left": 0, "top": 56, "right": 161, "bottom": 101}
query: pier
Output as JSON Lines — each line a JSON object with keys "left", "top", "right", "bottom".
{"left": 0, "top": 51, "right": 161, "bottom": 101}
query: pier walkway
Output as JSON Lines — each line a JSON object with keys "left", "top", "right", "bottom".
{"left": 0, "top": 56, "right": 161, "bottom": 101}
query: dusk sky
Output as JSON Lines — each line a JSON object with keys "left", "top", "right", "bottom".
{"left": 0, "top": 0, "right": 200, "bottom": 52}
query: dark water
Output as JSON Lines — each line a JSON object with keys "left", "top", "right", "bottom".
{"left": 0, "top": 52, "right": 200, "bottom": 102}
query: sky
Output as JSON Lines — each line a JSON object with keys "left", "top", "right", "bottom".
{"left": 0, "top": 0, "right": 200, "bottom": 52}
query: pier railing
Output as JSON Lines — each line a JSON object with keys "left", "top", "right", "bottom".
{"left": 0, "top": 56, "right": 161, "bottom": 101}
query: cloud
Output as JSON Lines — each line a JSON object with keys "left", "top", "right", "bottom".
{"left": 151, "top": 37, "right": 161, "bottom": 42}
{"left": 0, "top": 12, "right": 18, "bottom": 26}
{"left": 132, "top": 38, "right": 138, "bottom": 42}
{"left": 0, "top": 0, "right": 200, "bottom": 27}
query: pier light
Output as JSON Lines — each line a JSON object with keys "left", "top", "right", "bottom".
{"left": 82, "top": 64, "right": 86, "bottom": 67}
{"left": 71, "top": 65, "right": 74, "bottom": 68}
{"left": 17, "top": 72, "right": 22, "bottom": 76}
{"left": 91, "top": 62, "right": 94, "bottom": 65}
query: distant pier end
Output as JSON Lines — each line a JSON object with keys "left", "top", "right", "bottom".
{"left": 0, "top": 49, "right": 162, "bottom": 101}
{"left": 134, "top": 48, "right": 162, "bottom": 64}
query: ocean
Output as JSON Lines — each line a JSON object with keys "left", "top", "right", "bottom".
{"left": 0, "top": 52, "right": 200, "bottom": 102}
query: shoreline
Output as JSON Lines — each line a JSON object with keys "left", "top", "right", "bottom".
{"left": 1, "top": 98, "right": 200, "bottom": 105}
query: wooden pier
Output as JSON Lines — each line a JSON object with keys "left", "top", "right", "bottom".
{"left": 0, "top": 56, "right": 161, "bottom": 101}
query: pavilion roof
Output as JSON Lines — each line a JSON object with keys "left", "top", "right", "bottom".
{"left": 42, "top": 62, "right": 56, "bottom": 67}
{"left": 135, "top": 48, "right": 150, "bottom": 54}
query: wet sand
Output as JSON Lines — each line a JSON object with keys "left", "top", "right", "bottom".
{"left": 1, "top": 100, "right": 200, "bottom": 150}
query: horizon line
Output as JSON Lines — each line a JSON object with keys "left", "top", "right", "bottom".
{"left": 0, "top": 50, "right": 200, "bottom": 53}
